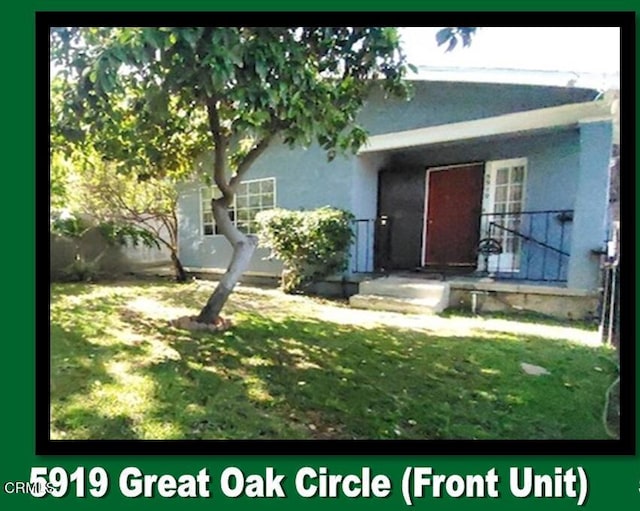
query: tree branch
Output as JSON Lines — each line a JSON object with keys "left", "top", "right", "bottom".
{"left": 206, "top": 97, "right": 232, "bottom": 203}
{"left": 158, "top": 214, "right": 176, "bottom": 250}
{"left": 229, "top": 134, "right": 274, "bottom": 191}
{"left": 211, "top": 198, "right": 249, "bottom": 246}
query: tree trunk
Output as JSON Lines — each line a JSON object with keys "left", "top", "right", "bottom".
{"left": 196, "top": 199, "right": 257, "bottom": 323}
{"left": 170, "top": 250, "right": 187, "bottom": 283}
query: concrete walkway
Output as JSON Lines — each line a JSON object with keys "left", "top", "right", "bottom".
{"left": 223, "top": 283, "right": 602, "bottom": 347}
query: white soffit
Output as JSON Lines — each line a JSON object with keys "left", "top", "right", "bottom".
{"left": 359, "top": 100, "right": 613, "bottom": 154}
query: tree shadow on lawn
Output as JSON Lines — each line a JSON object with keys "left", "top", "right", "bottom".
{"left": 50, "top": 323, "right": 147, "bottom": 439}
{"left": 441, "top": 308, "right": 599, "bottom": 331}
{"left": 138, "top": 313, "right": 617, "bottom": 441}
{"left": 49, "top": 288, "right": 618, "bottom": 441}
{"left": 148, "top": 281, "right": 351, "bottom": 320}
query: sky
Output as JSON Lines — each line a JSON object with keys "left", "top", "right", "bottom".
{"left": 399, "top": 27, "right": 620, "bottom": 88}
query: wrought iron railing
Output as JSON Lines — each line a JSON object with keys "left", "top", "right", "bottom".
{"left": 350, "top": 210, "right": 573, "bottom": 282}
{"left": 478, "top": 209, "right": 573, "bottom": 283}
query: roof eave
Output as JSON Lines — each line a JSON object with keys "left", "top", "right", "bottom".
{"left": 358, "top": 100, "right": 614, "bottom": 154}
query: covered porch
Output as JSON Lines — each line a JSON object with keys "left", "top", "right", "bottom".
{"left": 349, "top": 99, "right": 614, "bottom": 294}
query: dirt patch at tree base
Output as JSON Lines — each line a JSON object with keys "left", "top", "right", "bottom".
{"left": 170, "top": 315, "right": 233, "bottom": 332}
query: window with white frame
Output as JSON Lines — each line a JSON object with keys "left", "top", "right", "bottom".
{"left": 201, "top": 177, "right": 276, "bottom": 236}
{"left": 480, "top": 158, "right": 527, "bottom": 271}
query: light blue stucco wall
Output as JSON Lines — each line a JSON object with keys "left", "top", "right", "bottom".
{"left": 370, "top": 130, "right": 582, "bottom": 212}
{"left": 357, "top": 81, "right": 597, "bottom": 135}
{"left": 178, "top": 141, "right": 355, "bottom": 273}
{"left": 567, "top": 120, "right": 613, "bottom": 290}
{"left": 177, "top": 80, "right": 610, "bottom": 290}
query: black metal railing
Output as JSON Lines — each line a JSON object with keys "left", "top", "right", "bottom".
{"left": 350, "top": 210, "right": 573, "bottom": 282}
{"left": 478, "top": 209, "right": 573, "bottom": 283}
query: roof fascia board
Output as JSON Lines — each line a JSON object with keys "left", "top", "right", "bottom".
{"left": 359, "top": 100, "right": 612, "bottom": 154}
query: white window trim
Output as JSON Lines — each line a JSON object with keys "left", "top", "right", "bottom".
{"left": 200, "top": 177, "right": 276, "bottom": 237}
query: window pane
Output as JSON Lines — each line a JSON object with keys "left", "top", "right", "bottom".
{"left": 203, "top": 212, "right": 213, "bottom": 224}
{"left": 495, "top": 185, "right": 507, "bottom": 202}
{"left": 496, "top": 167, "right": 509, "bottom": 184}
{"left": 509, "top": 185, "right": 522, "bottom": 202}
{"left": 261, "top": 179, "right": 274, "bottom": 193}
{"left": 512, "top": 165, "right": 525, "bottom": 183}
{"left": 236, "top": 195, "right": 248, "bottom": 208}
{"left": 224, "top": 178, "right": 276, "bottom": 236}
{"left": 201, "top": 187, "right": 212, "bottom": 200}
{"left": 203, "top": 224, "right": 214, "bottom": 235}
{"left": 238, "top": 182, "right": 249, "bottom": 195}
{"left": 263, "top": 193, "right": 274, "bottom": 207}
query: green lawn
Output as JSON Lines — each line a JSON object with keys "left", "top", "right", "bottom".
{"left": 50, "top": 279, "right": 619, "bottom": 440}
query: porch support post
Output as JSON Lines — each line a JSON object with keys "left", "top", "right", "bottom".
{"left": 351, "top": 154, "right": 386, "bottom": 273}
{"left": 567, "top": 119, "right": 613, "bottom": 290}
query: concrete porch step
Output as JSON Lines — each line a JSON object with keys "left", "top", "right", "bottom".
{"left": 349, "top": 294, "right": 443, "bottom": 315}
{"left": 350, "top": 277, "right": 450, "bottom": 314}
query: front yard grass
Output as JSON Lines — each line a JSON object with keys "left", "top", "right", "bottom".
{"left": 50, "top": 280, "right": 618, "bottom": 440}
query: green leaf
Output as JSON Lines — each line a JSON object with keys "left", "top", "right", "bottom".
{"left": 255, "top": 59, "right": 268, "bottom": 80}
{"left": 181, "top": 28, "right": 199, "bottom": 49}
{"left": 436, "top": 28, "right": 454, "bottom": 47}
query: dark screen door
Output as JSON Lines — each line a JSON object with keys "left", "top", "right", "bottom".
{"left": 424, "top": 163, "right": 484, "bottom": 267}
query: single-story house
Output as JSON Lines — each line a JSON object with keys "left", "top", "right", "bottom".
{"left": 177, "top": 77, "right": 618, "bottom": 319}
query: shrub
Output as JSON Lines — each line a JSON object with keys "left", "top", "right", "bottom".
{"left": 63, "top": 255, "right": 103, "bottom": 282}
{"left": 256, "top": 207, "right": 355, "bottom": 293}
{"left": 50, "top": 211, "right": 158, "bottom": 282}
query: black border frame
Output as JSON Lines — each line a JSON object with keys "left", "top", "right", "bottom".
{"left": 38, "top": 10, "right": 636, "bottom": 456}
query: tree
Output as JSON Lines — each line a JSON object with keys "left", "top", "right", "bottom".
{"left": 436, "top": 27, "right": 477, "bottom": 52}
{"left": 56, "top": 153, "right": 188, "bottom": 282}
{"left": 51, "top": 26, "right": 472, "bottom": 324}
{"left": 50, "top": 77, "right": 189, "bottom": 281}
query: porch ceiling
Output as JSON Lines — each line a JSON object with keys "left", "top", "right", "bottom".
{"left": 358, "top": 100, "right": 613, "bottom": 154}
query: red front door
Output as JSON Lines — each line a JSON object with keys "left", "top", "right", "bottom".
{"left": 424, "top": 163, "right": 484, "bottom": 267}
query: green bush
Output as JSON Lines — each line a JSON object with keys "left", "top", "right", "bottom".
{"left": 63, "top": 255, "right": 102, "bottom": 282}
{"left": 256, "top": 207, "right": 354, "bottom": 293}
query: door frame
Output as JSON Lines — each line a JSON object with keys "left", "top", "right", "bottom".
{"left": 421, "top": 161, "right": 485, "bottom": 267}
{"left": 478, "top": 157, "right": 528, "bottom": 272}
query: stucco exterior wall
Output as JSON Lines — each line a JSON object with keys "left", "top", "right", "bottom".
{"left": 177, "top": 142, "right": 354, "bottom": 273}
{"left": 51, "top": 230, "right": 131, "bottom": 280}
{"left": 362, "top": 130, "right": 582, "bottom": 213}
{"left": 567, "top": 120, "right": 613, "bottom": 290}
{"left": 357, "top": 81, "right": 597, "bottom": 135}
{"left": 177, "top": 80, "right": 610, "bottom": 290}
